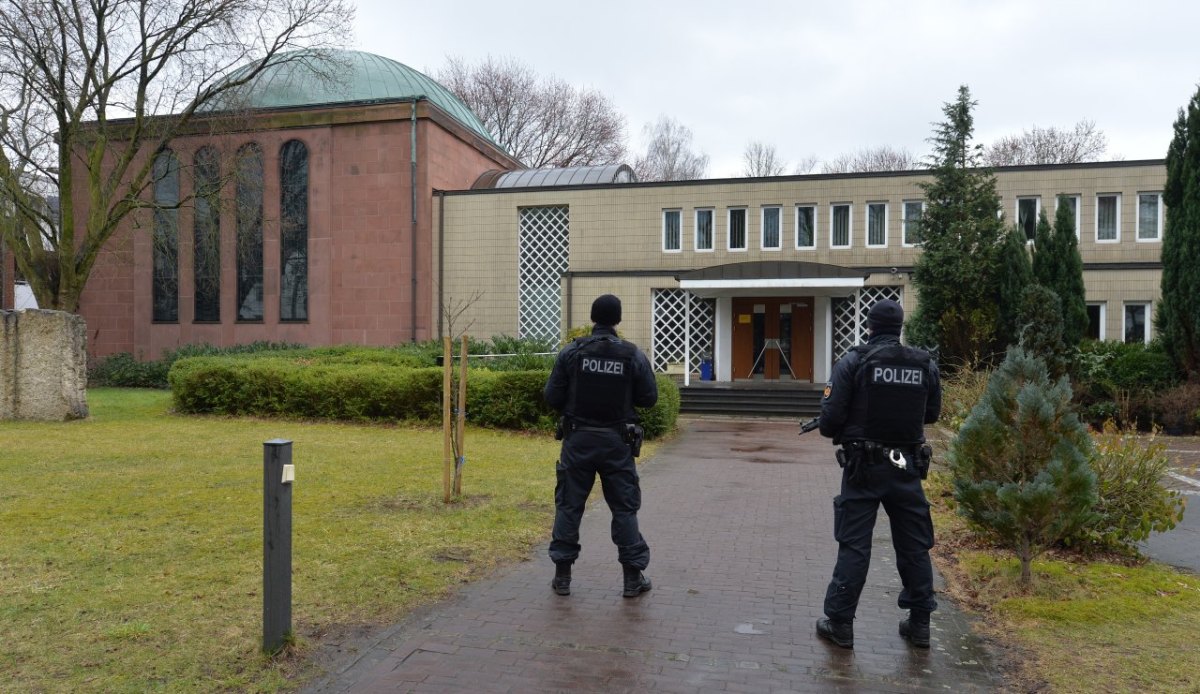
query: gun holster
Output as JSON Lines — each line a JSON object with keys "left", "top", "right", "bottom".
{"left": 917, "top": 443, "right": 933, "bottom": 480}
{"left": 839, "top": 444, "right": 871, "bottom": 488}
{"left": 554, "top": 417, "right": 565, "bottom": 441}
{"left": 624, "top": 423, "right": 644, "bottom": 458}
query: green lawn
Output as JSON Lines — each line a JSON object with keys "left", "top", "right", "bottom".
{"left": 0, "top": 389, "right": 563, "bottom": 692}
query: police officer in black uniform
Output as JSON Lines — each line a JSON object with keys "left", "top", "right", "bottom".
{"left": 544, "top": 294, "right": 658, "bottom": 597}
{"left": 815, "top": 299, "right": 941, "bottom": 649}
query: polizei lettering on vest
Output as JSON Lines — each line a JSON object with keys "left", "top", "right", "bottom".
{"left": 582, "top": 358, "right": 625, "bottom": 376}
{"left": 871, "top": 365, "right": 924, "bottom": 386}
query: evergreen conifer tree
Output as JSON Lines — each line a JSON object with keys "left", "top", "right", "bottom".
{"left": 909, "top": 86, "right": 1010, "bottom": 366}
{"left": 1158, "top": 86, "right": 1200, "bottom": 379}
{"left": 949, "top": 347, "right": 1097, "bottom": 585}
{"left": 1053, "top": 197, "right": 1089, "bottom": 346}
{"left": 1031, "top": 210, "right": 1055, "bottom": 286}
{"left": 995, "top": 226, "right": 1033, "bottom": 349}
{"left": 1018, "top": 285, "right": 1070, "bottom": 378}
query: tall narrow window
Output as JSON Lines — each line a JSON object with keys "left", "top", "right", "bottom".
{"left": 1017, "top": 197, "right": 1039, "bottom": 242}
{"left": 192, "top": 146, "right": 221, "bottom": 322}
{"left": 1124, "top": 303, "right": 1149, "bottom": 344}
{"left": 1096, "top": 193, "right": 1120, "bottom": 242}
{"left": 152, "top": 149, "right": 179, "bottom": 322}
{"left": 662, "top": 209, "right": 681, "bottom": 252}
{"left": 866, "top": 202, "right": 887, "bottom": 247}
{"left": 830, "top": 204, "right": 850, "bottom": 248}
{"left": 280, "top": 140, "right": 308, "bottom": 321}
{"left": 236, "top": 143, "right": 264, "bottom": 321}
{"left": 728, "top": 208, "right": 747, "bottom": 250}
{"left": 902, "top": 200, "right": 924, "bottom": 246}
{"left": 1086, "top": 303, "right": 1105, "bottom": 340}
{"left": 695, "top": 209, "right": 713, "bottom": 251}
{"left": 761, "top": 206, "right": 781, "bottom": 250}
{"left": 796, "top": 205, "right": 815, "bottom": 249}
{"left": 1137, "top": 192, "right": 1162, "bottom": 241}
{"left": 1057, "top": 194, "right": 1081, "bottom": 238}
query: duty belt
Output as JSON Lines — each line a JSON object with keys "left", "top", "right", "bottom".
{"left": 843, "top": 440, "right": 919, "bottom": 470}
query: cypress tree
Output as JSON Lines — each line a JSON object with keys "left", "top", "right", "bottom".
{"left": 1053, "top": 197, "right": 1088, "bottom": 346}
{"left": 996, "top": 225, "right": 1033, "bottom": 349}
{"left": 1158, "top": 86, "right": 1200, "bottom": 379}
{"left": 1031, "top": 210, "right": 1055, "bottom": 286}
{"left": 910, "top": 86, "right": 1009, "bottom": 367}
{"left": 949, "top": 347, "right": 1098, "bottom": 585}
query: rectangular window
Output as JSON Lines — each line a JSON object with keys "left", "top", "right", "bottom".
{"left": 1056, "top": 194, "right": 1081, "bottom": 239}
{"left": 1086, "top": 303, "right": 1105, "bottom": 341}
{"left": 761, "top": 206, "right": 781, "bottom": 250}
{"left": 1124, "top": 302, "right": 1150, "bottom": 344}
{"left": 1137, "top": 192, "right": 1162, "bottom": 241}
{"left": 728, "top": 208, "right": 747, "bottom": 251}
{"left": 1096, "top": 194, "right": 1120, "bottom": 242}
{"left": 830, "top": 204, "right": 851, "bottom": 248}
{"left": 795, "top": 205, "right": 816, "bottom": 249}
{"left": 695, "top": 209, "right": 714, "bottom": 251}
{"left": 1017, "top": 197, "right": 1040, "bottom": 242}
{"left": 663, "top": 209, "right": 682, "bottom": 252}
{"left": 902, "top": 201, "right": 924, "bottom": 246}
{"left": 866, "top": 202, "right": 887, "bottom": 247}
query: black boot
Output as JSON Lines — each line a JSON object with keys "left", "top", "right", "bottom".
{"left": 551, "top": 562, "right": 571, "bottom": 596}
{"left": 899, "top": 611, "right": 931, "bottom": 648}
{"left": 622, "top": 565, "right": 651, "bottom": 597}
{"left": 815, "top": 618, "right": 854, "bottom": 649}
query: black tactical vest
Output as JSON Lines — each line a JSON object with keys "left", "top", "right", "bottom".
{"left": 858, "top": 343, "right": 931, "bottom": 445}
{"left": 567, "top": 335, "right": 636, "bottom": 426}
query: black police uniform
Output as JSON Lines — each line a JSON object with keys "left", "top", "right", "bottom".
{"left": 544, "top": 325, "right": 658, "bottom": 570}
{"left": 818, "top": 331, "right": 942, "bottom": 627}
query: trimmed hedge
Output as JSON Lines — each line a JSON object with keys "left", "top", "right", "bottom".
{"left": 169, "top": 357, "right": 680, "bottom": 438}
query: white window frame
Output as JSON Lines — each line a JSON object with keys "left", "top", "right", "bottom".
{"left": 795, "top": 204, "right": 817, "bottom": 250}
{"left": 1055, "top": 194, "right": 1081, "bottom": 239}
{"left": 727, "top": 207, "right": 748, "bottom": 252}
{"left": 694, "top": 208, "right": 714, "bottom": 252}
{"left": 760, "top": 205, "right": 782, "bottom": 251}
{"left": 1136, "top": 192, "right": 1163, "bottom": 242}
{"left": 830, "top": 203, "right": 852, "bottom": 249}
{"left": 901, "top": 200, "right": 924, "bottom": 247}
{"left": 1096, "top": 193, "right": 1121, "bottom": 243}
{"left": 662, "top": 209, "right": 682, "bottom": 253}
{"left": 865, "top": 202, "right": 888, "bottom": 248}
{"left": 1123, "top": 301, "right": 1151, "bottom": 344}
{"left": 1017, "top": 196, "right": 1040, "bottom": 244}
{"left": 1086, "top": 301, "right": 1106, "bottom": 341}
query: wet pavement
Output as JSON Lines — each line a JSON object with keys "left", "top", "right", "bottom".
{"left": 305, "top": 417, "right": 1005, "bottom": 693}
{"left": 1142, "top": 437, "right": 1200, "bottom": 574}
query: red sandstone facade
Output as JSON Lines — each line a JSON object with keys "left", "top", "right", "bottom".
{"left": 75, "top": 100, "right": 519, "bottom": 359}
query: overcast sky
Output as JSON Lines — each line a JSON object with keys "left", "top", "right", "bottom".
{"left": 355, "top": 0, "right": 1200, "bottom": 178}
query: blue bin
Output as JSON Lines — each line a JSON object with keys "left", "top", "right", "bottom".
{"left": 699, "top": 359, "right": 713, "bottom": 381}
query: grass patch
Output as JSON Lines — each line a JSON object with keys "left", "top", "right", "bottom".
{"left": 928, "top": 473, "right": 1200, "bottom": 693}
{"left": 0, "top": 388, "right": 566, "bottom": 692}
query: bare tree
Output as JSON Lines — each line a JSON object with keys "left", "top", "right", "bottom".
{"left": 793, "top": 155, "right": 819, "bottom": 175}
{"left": 822, "top": 146, "right": 918, "bottom": 173}
{"left": 742, "top": 141, "right": 786, "bottom": 177}
{"left": 633, "top": 116, "right": 710, "bottom": 182}
{"left": 437, "top": 56, "right": 626, "bottom": 168}
{"left": 982, "top": 119, "right": 1108, "bottom": 166}
{"left": 0, "top": 0, "right": 353, "bottom": 312}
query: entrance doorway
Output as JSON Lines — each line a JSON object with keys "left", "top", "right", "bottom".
{"left": 731, "top": 297, "right": 814, "bottom": 381}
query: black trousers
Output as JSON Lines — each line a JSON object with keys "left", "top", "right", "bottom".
{"left": 548, "top": 429, "right": 649, "bottom": 569}
{"left": 823, "top": 458, "right": 936, "bottom": 622}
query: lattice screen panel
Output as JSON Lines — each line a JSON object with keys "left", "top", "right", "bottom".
{"left": 517, "top": 206, "right": 569, "bottom": 340}
{"left": 651, "top": 289, "right": 715, "bottom": 374}
{"left": 831, "top": 286, "right": 904, "bottom": 361}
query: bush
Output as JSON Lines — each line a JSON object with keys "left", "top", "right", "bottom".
{"left": 1151, "top": 382, "right": 1200, "bottom": 435}
{"left": 468, "top": 370, "right": 558, "bottom": 431}
{"left": 89, "top": 341, "right": 305, "bottom": 388}
{"left": 638, "top": 374, "right": 681, "bottom": 440}
{"left": 940, "top": 363, "right": 992, "bottom": 434}
{"left": 1063, "top": 422, "right": 1187, "bottom": 555}
{"left": 1074, "top": 340, "right": 1180, "bottom": 430}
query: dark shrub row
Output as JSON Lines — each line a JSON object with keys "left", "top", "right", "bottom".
{"left": 168, "top": 357, "right": 679, "bottom": 438}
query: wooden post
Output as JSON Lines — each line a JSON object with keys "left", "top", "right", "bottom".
{"left": 263, "top": 439, "right": 293, "bottom": 654}
{"left": 454, "top": 334, "right": 468, "bottom": 496}
{"left": 442, "top": 336, "right": 452, "bottom": 503}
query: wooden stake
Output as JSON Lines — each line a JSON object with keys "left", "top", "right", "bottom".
{"left": 442, "top": 335, "right": 452, "bottom": 503}
{"left": 454, "top": 334, "right": 468, "bottom": 496}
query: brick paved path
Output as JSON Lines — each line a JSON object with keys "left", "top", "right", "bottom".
{"left": 307, "top": 417, "right": 1004, "bottom": 693}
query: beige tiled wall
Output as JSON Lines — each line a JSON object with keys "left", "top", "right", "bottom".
{"left": 434, "top": 162, "right": 1166, "bottom": 345}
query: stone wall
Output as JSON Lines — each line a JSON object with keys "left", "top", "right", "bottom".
{"left": 0, "top": 310, "right": 89, "bottom": 420}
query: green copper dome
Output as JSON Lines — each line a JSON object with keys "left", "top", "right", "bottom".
{"left": 207, "top": 49, "right": 494, "bottom": 144}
